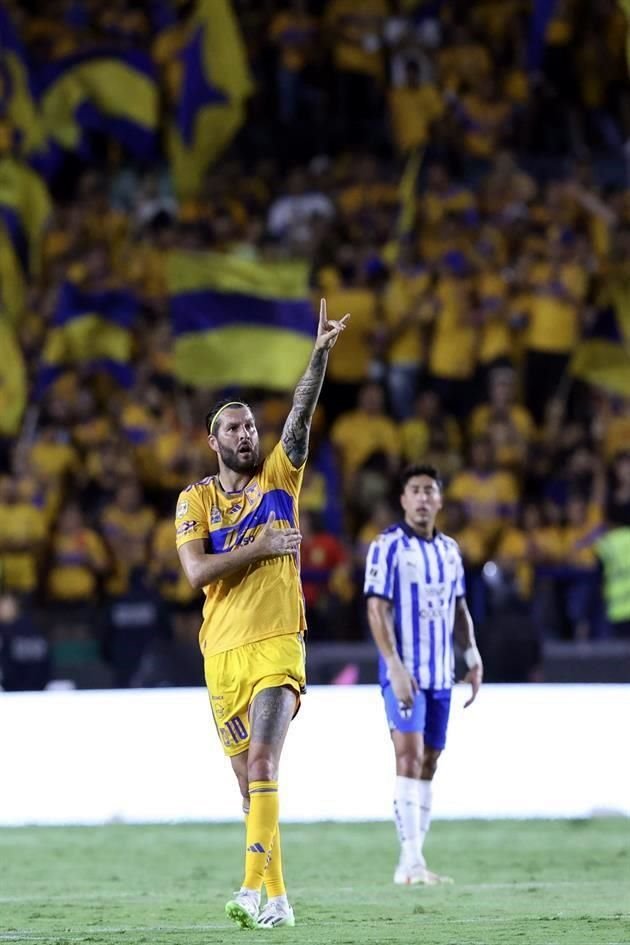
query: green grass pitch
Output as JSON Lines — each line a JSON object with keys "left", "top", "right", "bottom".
{"left": 0, "top": 820, "right": 629, "bottom": 944}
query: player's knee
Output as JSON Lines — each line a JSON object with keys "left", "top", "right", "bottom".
{"left": 396, "top": 751, "right": 422, "bottom": 779}
{"left": 247, "top": 752, "right": 278, "bottom": 783}
{"left": 421, "top": 750, "right": 441, "bottom": 779}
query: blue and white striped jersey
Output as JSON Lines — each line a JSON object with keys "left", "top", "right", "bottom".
{"left": 364, "top": 523, "right": 466, "bottom": 691}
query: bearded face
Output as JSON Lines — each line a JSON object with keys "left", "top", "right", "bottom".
{"left": 209, "top": 407, "right": 260, "bottom": 474}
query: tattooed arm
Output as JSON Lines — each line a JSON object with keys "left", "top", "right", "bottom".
{"left": 281, "top": 298, "right": 350, "bottom": 467}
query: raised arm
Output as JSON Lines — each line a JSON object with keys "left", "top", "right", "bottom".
{"left": 281, "top": 298, "right": 350, "bottom": 467}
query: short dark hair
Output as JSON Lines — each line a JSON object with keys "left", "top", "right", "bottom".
{"left": 400, "top": 463, "right": 442, "bottom": 492}
{"left": 205, "top": 398, "right": 251, "bottom": 436}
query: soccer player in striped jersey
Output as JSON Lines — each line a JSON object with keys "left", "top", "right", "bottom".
{"left": 364, "top": 463, "right": 483, "bottom": 885}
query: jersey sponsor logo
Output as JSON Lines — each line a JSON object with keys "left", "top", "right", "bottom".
{"left": 176, "top": 520, "right": 200, "bottom": 536}
{"left": 176, "top": 499, "right": 188, "bottom": 518}
{"left": 210, "top": 506, "right": 222, "bottom": 524}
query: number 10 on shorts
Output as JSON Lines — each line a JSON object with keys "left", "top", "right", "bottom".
{"left": 220, "top": 716, "right": 248, "bottom": 747}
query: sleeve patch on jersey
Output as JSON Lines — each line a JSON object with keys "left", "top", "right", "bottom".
{"left": 176, "top": 499, "right": 188, "bottom": 519}
{"left": 176, "top": 520, "right": 201, "bottom": 536}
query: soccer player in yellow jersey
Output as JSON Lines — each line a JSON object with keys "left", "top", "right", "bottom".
{"left": 176, "top": 300, "right": 349, "bottom": 930}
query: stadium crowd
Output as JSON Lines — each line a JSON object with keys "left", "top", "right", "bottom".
{"left": 2, "top": 0, "right": 630, "bottom": 690}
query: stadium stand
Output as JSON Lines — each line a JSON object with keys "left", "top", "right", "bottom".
{"left": 1, "top": 0, "right": 630, "bottom": 689}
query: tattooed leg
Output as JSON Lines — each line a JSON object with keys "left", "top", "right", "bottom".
{"left": 247, "top": 686, "right": 297, "bottom": 782}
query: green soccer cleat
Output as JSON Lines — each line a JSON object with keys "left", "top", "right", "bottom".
{"left": 225, "top": 890, "right": 260, "bottom": 929}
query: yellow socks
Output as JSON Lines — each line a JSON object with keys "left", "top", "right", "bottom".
{"left": 243, "top": 780, "right": 279, "bottom": 892}
{"left": 244, "top": 817, "right": 286, "bottom": 898}
{"left": 264, "top": 825, "right": 286, "bottom": 898}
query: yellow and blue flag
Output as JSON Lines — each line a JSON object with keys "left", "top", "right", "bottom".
{"left": 0, "top": 156, "right": 51, "bottom": 319}
{"left": 0, "top": 317, "right": 26, "bottom": 436}
{"left": 38, "top": 49, "right": 159, "bottom": 162}
{"left": 0, "top": 4, "right": 48, "bottom": 161}
{"left": 169, "top": 0, "right": 253, "bottom": 198}
{"left": 169, "top": 251, "right": 315, "bottom": 390}
{"left": 39, "top": 281, "right": 138, "bottom": 391}
{"left": 570, "top": 289, "right": 630, "bottom": 396}
{"left": 0, "top": 156, "right": 51, "bottom": 274}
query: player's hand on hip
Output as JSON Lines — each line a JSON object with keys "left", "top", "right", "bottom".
{"left": 463, "top": 663, "right": 483, "bottom": 708}
{"left": 388, "top": 659, "right": 418, "bottom": 708}
{"left": 315, "top": 298, "right": 350, "bottom": 351}
{"left": 254, "top": 510, "right": 302, "bottom": 559}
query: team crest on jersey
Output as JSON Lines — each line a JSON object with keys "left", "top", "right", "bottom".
{"left": 210, "top": 506, "right": 222, "bottom": 525}
{"left": 176, "top": 499, "right": 188, "bottom": 519}
{"left": 245, "top": 482, "right": 261, "bottom": 506}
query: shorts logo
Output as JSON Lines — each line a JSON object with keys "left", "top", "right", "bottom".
{"left": 245, "top": 482, "right": 261, "bottom": 506}
{"left": 176, "top": 499, "right": 188, "bottom": 518}
{"left": 212, "top": 695, "right": 226, "bottom": 719}
{"left": 176, "top": 520, "right": 200, "bottom": 536}
{"left": 210, "top": 506, "right": 222, "bottom": 524}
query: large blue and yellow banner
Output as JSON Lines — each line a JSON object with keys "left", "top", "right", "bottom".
{"left": 0, "top": 5, "right": 47, "bottom": 160}
{"left": 39, "top": 282, "right": 138, "bottom": 391}
{"left": 0, "top": 317, "right": 26, "bottom": 436}
{"left": 169, "top": 0, "right": 253, "bottom": 198}
{"left": 169, "top": 251, "right": 315, "bottom": 389}
{"left": 38, "top": 49, "right": 159, "bottom": 162}
{"left": 0, "top": 156, "right": 51, "bottom": 319}
{"left": 571, "top": 286, "right": 630, "bottom": 396}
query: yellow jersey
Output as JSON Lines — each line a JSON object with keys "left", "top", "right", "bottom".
{"left": 175, "top": 442, "right": 306, "bottom": 658}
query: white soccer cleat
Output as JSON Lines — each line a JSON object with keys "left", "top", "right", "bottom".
{"left": 394, "top": 861, "right": 453, "bottom": 885}
{"left": 225, "top": 889, "right": 260, "bottom": 929}
{"left": 257, "top": 898, "right": 296, "bottom": 929}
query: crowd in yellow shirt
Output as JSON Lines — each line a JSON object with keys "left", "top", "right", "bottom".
{"left": 2, "top": 0, "right": 630, "bottom": 682}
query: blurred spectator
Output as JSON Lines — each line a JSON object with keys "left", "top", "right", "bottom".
{"left": 325, "top": 0, "right": 388, "bottom": 148}
{"left": 607, "top": 451, "right": 630, "bottom": 527}
{"left": 381, "top": 242, "right": 433, "bottom": 418}
{"left": 0, "top": 594, "right": 50, "bottom": 692}
{"left": 268, "top": 1, "right": 320, "bottom": 128}
{"left": 596, "top": 526, "right": 630, "bottom": 637}
{"left": 299, "top": 511, "right": 352, "bottom": 640}
{"left": 388, "top": 58, "right": 444, "bottom": 155}
{"left": 448, "top": 435, "right": 519, "bottom": 552}
{"left": 100, "top": 480, "right": 156, "bottom": 595}
{"left": 330, "top": 383, "right": 399, "bottom": 490}
{"left": 102, "top": 567, "right": 170, "bottom": 687}
{"left": 46, "top": 504, "right": 109, "bottom": 608}
{"left": 0, "top": 476, "right": 46, "bottom": 597}
{"left": 400, "top": 390, "right": 461, "bottom": 466}
{"left": 319, "top": 256, "right": 379, "bottom": 421}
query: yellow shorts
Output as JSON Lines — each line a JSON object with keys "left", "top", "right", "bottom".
{"left": 204, "top": 632, "right": 306, "bottom": 756}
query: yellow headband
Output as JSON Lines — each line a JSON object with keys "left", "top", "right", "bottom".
{"left": 209, "top": 401, "right": 247, "bottom": 435}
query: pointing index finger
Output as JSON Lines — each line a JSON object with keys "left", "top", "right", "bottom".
{"left": 319, "top": 298, "right": 327, "bottom": 330}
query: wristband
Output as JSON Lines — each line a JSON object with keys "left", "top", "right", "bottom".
{"left": 463, "top": 646, "right": 481, "bottom": 670}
